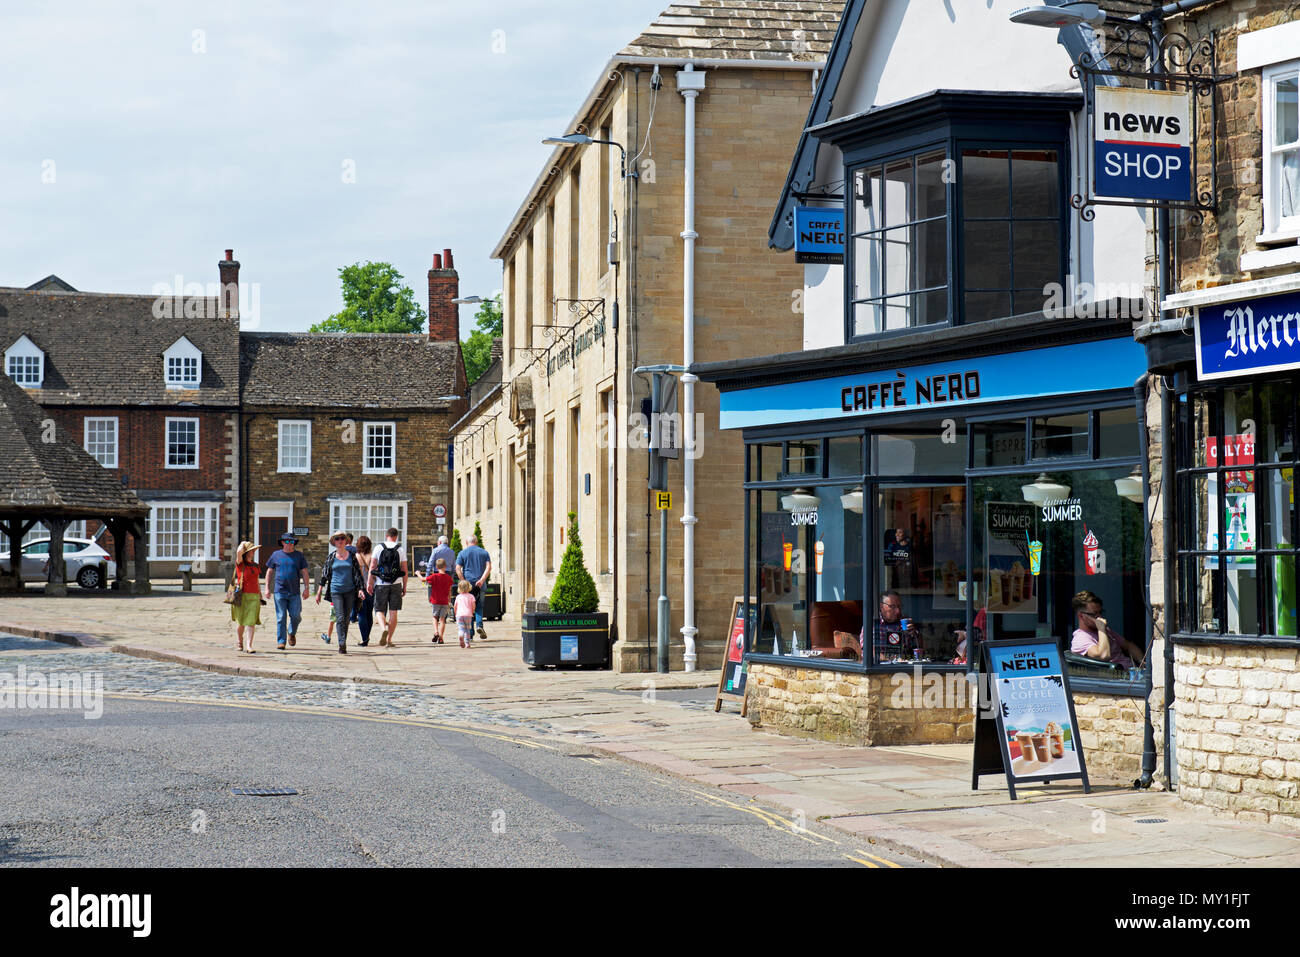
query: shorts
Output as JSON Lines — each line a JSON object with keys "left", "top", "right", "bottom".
{"left": 373, "top": 582, "right": 403, "bottom": 614}
{"left": 430, "top": 604, "right": 451, "bottom": 621}
{"left": 457, "top": 616, "right": 474, "bottom": 641}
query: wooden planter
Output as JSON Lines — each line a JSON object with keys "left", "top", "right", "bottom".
{"left": 522, "top": 612, "right": 610, "bottom": 669}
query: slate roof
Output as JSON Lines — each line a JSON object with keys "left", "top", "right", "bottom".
{"left": 0, "top": 287, "right": 240, "bottom": 406}
{"left": 240, "top": 333, "right": 463, "bottom": 409}
{"left": 619, "top": 1, "right": 844, "bottom": 61}
{"left": 0, "top": 372, "right": 146, "bottom": 517}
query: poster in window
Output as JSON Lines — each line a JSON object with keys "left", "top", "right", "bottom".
{"left": 932, "top": 498, "right": 964, "bottom": 610}
{"left": 985, "top": 502, "right": 1037, "bottom": 616}
{"left": 1202, "top": 435, "right": 1256, "bottom": 570}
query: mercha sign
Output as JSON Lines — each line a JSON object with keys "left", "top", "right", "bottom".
{"left": 1194, "top": 286, "right": 1300, "bottom": 381}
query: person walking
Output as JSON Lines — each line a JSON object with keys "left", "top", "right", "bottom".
{"left": 430, "top": 534, "right": 456, "bottom": 578}
{"left": 314, "top": 530, "right": 366, "bottom": 655}
{"left": 454, "top": 579, "right": 477, "bottom": 648}
{"left": 455, "top": 534, "right": 492, "bottom": 641}
{"left": 424, "top": 556, "right": 454, "bottom": 643}
{"left": 229, "top": 541, "right": 262, "bottom": 654}
{"left": 264, "top": 534, "right": 310, "bottom": 650}
{"left": 353, "top": 535, "right": 375, "bottom": 647}
{"left": 367, "top": 527, "right": 408, "bottom": 647}
{"left": 323, "top": 532, "right": 358, "bottom": 645}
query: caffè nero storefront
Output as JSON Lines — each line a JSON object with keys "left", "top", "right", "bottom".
{"left": 696, "top": 311, "right": 1154, "bottom": 778}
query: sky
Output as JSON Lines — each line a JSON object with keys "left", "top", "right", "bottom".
{"left": 0, "top": 0, "right": 668, "bottom": 335}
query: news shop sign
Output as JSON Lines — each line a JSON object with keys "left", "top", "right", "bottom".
{"left": 1094, "top": 87, "right": 1192, "bottom": 202}
{"left": 794, "top": 206, "right": 844, "bottom": 264}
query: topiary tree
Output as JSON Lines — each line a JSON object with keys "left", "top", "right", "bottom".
{"left": 549, "top": 512, "right": 599, "bottom": 614}
{"left": 473, "top": 520, "right": 482, "bottom": 543}
{"left": 450, "top": 528, "right": 463, "bottom": 553}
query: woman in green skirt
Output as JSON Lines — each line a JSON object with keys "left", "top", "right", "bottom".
{"left": 230, "top": 541, "right": 263, "bottom": 652}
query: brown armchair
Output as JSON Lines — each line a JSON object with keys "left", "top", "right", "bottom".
{"left": 809, "top": 600, "right": 864, "bottom": 660}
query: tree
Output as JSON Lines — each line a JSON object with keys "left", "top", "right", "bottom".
{"left": 472, "top": 520, "right": 482, "bottom": 543}
{"left": 450, "top": 528, "right": 463, "bottom": 553}
{"left": 310, "top": 262, "right": 427, "bottom": 333}
{"left": 549, "top": 512, "right": 599, "bottom": 614}
{"left": 462, "top": 294, "right": 503, "bottom": 384}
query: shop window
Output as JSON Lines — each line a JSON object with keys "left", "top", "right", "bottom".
{"left": 827, "top": 435, "right": 864, "bottom": 476}
{"left": 874, "top": 485, "right": 967, "bottom": 664}
{"left": 962, "top": 149, "right": 1062, "bottom": 323}
{"left": 849, "top": 150, "right": 948, "bottom": 336}
{"left": 1031, "top": 412, "right": 1089, "bottom": 460}
{"left": 973, "top": 420, "right": 1027, "bottom": 468}
{"left": 1097, "top": 407, "right": 1140, "bottom": 459}
{"left": 754, "top": 442, "right": 782, "bottom": 483}
{"left": 782, "top": 440, "right": 821, "bottom": 479}
{"left": 872, "top": 430, "right": 966, "bottom": 476}
{"left": 1263, "top": 62, "right": 1300, "bottom": 237}
{"left": 972, "top": 465, "right": 1146, "bottom": 681}
{"left": 1179, "top": 380, "right": 1298, "bottom": 640}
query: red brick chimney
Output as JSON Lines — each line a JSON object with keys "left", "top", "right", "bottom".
{"left": 428, "top": 248, "right": 459, "bottom": 342}
{"left": 218, "top": 249, "right": 240, "bottom": 320}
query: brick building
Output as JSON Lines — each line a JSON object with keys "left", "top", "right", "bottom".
{"left": 450, "top": 0, "right": 843, "bottom": 671}
{"left": 238, "top": 250, "right": 467, "bottom": 563}
{"left": 0, "top": 266, "right": 241, "bottom": 580}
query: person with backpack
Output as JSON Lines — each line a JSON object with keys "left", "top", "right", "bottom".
{"left": 314, "top": 530, "right": 366, "bottom": 655}
{"left": 367, "top": 526, "right": 408, "bottom": 647}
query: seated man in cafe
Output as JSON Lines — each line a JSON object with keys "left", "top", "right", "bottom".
{"left": 1070, "top": 590, "right": 1144, "bottom": 668}
{"left": 862, "top": 590, "right": 923, "bottom": 662}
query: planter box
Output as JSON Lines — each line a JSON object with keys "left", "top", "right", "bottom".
{"left": 522, "top": 612, "right": 610, "bottom": 669}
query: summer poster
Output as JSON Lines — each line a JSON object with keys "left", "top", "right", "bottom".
{"left": 985, "top": 502, "right": 1037, "bottom": 615}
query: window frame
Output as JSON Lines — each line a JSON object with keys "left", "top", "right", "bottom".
{"left": 164, "top": 416, "right": 200, "bottom": 470}
{"left": 5, "top": 335, "right": 44, "bottom": 387}
{"left": 328, "top": 499, "right": 408, "bottom": 548}
{"left": 1262, "top": 61, "right": 1300, "bottom": 239}
{"left": 838, "top": 96, "right": 1074, "bottom": 345}
{"left": 84, "top": 416, "right": 119, "bottom": 468}
{"left": 277, "top": 419, "right": 312, "bottom": 473}
{"left": 362, "top": 421, "right": 396, "bottom": 475}
{"left": 147, "top": 502, "right": 220, "bottom": 561}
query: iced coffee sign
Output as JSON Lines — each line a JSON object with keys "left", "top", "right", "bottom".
{"left": 986, "top": 640, "right": 1090, "bottom": 792}
{"left": 985, "top": 503, "right": 1037, "bottom": 616}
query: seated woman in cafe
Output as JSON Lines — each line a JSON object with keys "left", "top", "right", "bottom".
{"left": 1070, "top": 589, "right": 1144, "bottom": 668}
{"left": 862, "top": 590, "right": 923, "bottom": 662}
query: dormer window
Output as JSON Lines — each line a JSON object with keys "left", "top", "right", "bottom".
{"left": 163, "top": 336, "right": 202, "bottom": 390}
{"left": 5, "top": 335, "right": 44, "bottom": 388}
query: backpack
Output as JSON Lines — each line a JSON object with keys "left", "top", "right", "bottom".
{"left": 376, "top": 542, "right": 403, "bottom": 582}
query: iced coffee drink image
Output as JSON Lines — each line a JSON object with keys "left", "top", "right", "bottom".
{"left": 1010, "top": 561, "right": 1025, "bottom": 604}
{"left": 1046, "top": 721, "right": 1065, "bottom": 759}
{"left": 1015, "top": 731, "right": 1036, "bottom": 763}
{"left": 1031, "top": 733, "right": 1051, "bottom": 762}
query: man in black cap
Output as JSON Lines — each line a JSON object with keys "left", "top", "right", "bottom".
{"left": 263, "top": 533, "right": 310, "bottom": 650}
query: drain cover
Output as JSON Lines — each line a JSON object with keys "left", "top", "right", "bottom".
{"left": 1134, "top": 817, "right": 1168, "bottom": 823}
{"left": 231, "top": 788, "right": 299, "bottom": 797}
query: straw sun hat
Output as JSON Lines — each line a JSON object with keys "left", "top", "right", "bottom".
{"left": 234, "top": 541, "right": 261, "bottom": 564}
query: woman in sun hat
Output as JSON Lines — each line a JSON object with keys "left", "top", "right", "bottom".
{"left": 230, "top": 540, "right": 263, "bottom": 653}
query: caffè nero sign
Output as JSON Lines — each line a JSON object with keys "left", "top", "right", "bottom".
{"left": 1194, "top": 287, "right": 1300, "bottom": 381}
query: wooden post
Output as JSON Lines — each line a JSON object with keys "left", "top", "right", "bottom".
{"left": 46, "top": 517, "right": 69, "bottom": 596}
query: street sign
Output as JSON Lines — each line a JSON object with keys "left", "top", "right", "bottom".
{"left": 1093, "top": 87, "right": 1192, "bottom": 202}
{"left": 794, "top": 206, "right": 845, "bottom": 264}
{"left": 655, "top": 491, "right": 672, "bottom": 510}
{"left": 292, "top": 526, "right": 309, "bottom": 537}
{"left": 433, "top": 504, "right": 447, "bottom": 520}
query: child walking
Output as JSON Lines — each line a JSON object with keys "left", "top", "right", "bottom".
{"left": 454, "top": 579, "right": 477, "bottom": 648}
{"left": 425, "top": 557, "right": 454, "bottom": 644}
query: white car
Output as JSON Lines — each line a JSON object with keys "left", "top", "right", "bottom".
{"left": 0, "top": 538, "right": 116, "bottom": 589}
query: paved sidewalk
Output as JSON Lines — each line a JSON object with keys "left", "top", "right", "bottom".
{"left": 4, "top": 585, "right": 1300, "bottom": 867}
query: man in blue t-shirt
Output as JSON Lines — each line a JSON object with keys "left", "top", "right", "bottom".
{"left": 263, "top": 534, "right": 310, "bottom": 649}
{"left": 455, "top": 535, "right": 492, "bottom": 640}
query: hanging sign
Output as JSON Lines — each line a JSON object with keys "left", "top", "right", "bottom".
{"left": 972, "top": 638, "right": 1091, "bottom": 800}
{"left": 794, "top": 206, "right": 845, "bottom": 264}
{"left": 1093, "top": 87, "right": 1193, "bottom": 202}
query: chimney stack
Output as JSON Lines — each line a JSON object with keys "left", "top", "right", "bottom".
{"left": 427, "top": 248, "right": 459, "bottom": 342}
{"left": 218, "top": 249, "right": 240, "bottom": 320}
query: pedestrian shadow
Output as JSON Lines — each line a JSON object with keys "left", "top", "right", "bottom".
{"left": 0, "top": 835, "right": 74, "bottom": 865}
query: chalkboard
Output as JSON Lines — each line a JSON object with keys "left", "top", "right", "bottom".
{"left": 972, "top": 638, "right": 1091, "bottom": 800}
{"left": 714, "top": 597, "right": 751, "bottom": 715}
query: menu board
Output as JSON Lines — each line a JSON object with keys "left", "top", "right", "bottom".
{"left": 972, "top": 638, "right": 1090, "bottom": 800}
{"left": 714, "top": 597, "right": 751, "bottom": 715}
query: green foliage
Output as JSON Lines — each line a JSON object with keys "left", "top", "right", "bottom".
{"left": 549, "top": 512, "right": 599, "bottom": 614}
{"left": 473, "top": 520, "right": 482, "bottom": 543}
{"left": 450, "top": 528, "right": 463, "bottom": 553}
{"left": 310, "top": 262, "right": 427, "bottom": 333}
{"left": 462, "top": 294, "right": 503, "bottom": 384}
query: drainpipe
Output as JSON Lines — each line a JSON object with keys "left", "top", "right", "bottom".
{"left": 1163, "top": 373, "right": 1180, "bottom": 788}
{"left": 1136, "top": 373, "right": 1157, "bottom": 788}
{"left": 677, "top": 62, "right": 706, "bottom": 671}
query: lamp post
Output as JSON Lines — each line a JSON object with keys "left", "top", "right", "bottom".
{"left": 542, "top": 133, "right": 635, "bottom": 180}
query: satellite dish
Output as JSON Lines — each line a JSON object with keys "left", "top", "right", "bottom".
{"left": 1009, "top": 2, "right": 1105, "bottom": 27}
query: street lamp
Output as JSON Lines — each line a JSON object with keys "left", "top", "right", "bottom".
{"left": 543, "top": 133, "right": 634, "bottom": 180}
{"left": 1009, "top": 2, "right": 1105, "bottom": 27}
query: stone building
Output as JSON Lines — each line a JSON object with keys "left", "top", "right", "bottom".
{"left": 0, "top": 260, "right": 242, "bottom": 579}
{"left": 239, "top": 250, "right": 467, "bottom": 562}
{"left": 1137, "top": 0, "right": 1300, "bottom": 824}
{"left": 450, "top": 0, "right": 844, "bottom": 671}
